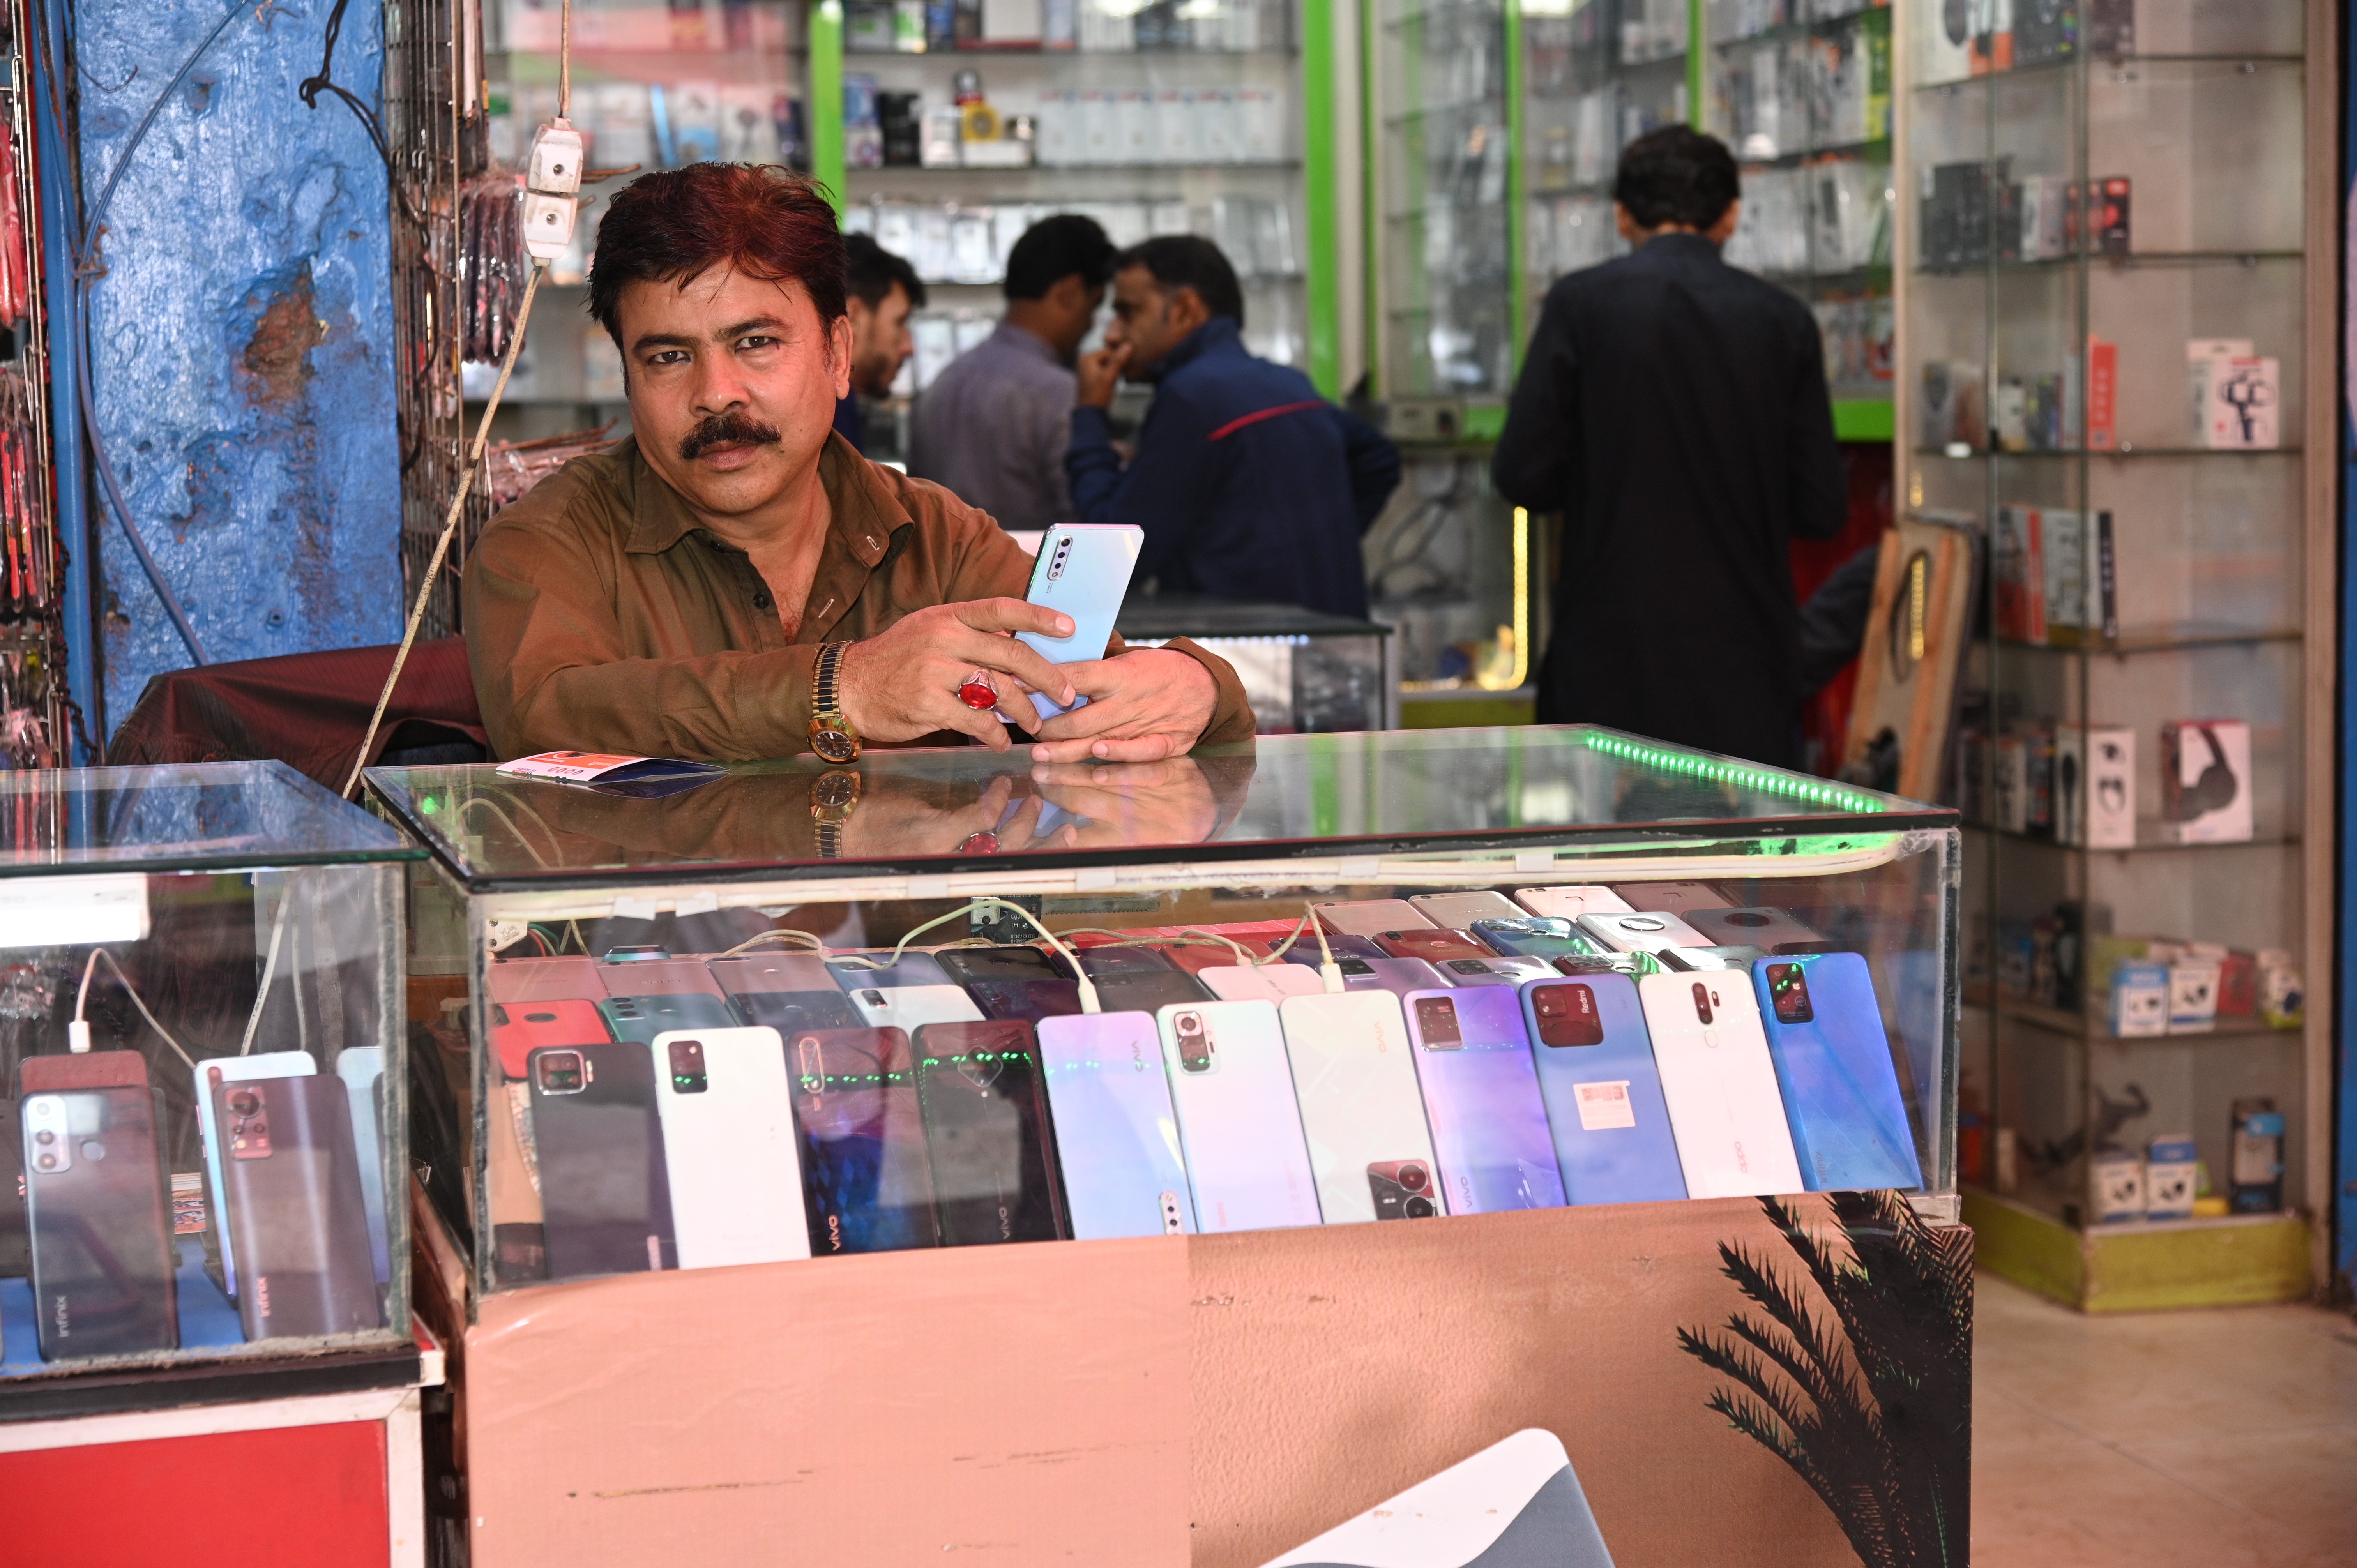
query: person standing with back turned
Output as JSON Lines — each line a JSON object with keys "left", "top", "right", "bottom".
{"left": 1494, "top": 125, "right": 1845, "bottom": 768}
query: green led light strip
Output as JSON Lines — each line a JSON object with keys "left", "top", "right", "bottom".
{"left": 1582, "top": 732, "right": 1890, "bottom": 815}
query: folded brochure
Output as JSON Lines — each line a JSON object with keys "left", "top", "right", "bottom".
{"left": 495, "top": 751, "right": 724, "bottom": 798}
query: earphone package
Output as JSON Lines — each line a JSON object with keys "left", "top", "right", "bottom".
{"left": 2161, "top": 720, "right": 2253, "bottom": 844}
{"left": 2054, "top": 725, "right": 2134, "bottom": 848}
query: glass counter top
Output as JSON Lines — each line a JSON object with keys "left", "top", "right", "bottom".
{"left": 365, "top": 725, "right": 1951, "bottom": 891}
{"left": 0, "top": 760, "right": 419, "bottom": 875}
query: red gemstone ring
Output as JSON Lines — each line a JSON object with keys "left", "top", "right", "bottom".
{"left": 957, "top": 831, "right": 1000, "bottom": 854}
{"left": 956, "top": 669, "right": 999, "bottom": 711}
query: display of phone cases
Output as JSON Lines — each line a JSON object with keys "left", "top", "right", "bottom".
{"left": 1313, "top": 900, "right": 1436, "bottom": 936}
{"left": 490, "top": 998, "right": 613, "bottom": 1079}
{"left": 1016, "top": 523, "right": 1145, "bottom": 719}
{"left": 1431, "top": 955, "right": 1554, "bottom": 988}
{"left": 1636, "top": 973, "right": 1803, "bottom": 1199}
{"left": 1513, "top": 886, "right": 1634, "bottom": 919}
{"left": 710, "top": 954, "right": 865, "bottom": 1032}
{"left": 1199, "top": 962, "right": 1327, "bottom": 1003}
{"left": 209, "top": 1071, "right": 383, "bottom": 1339}
{"left": 1401, "top": 989, "right": 1566, "bottom": 1215}
{"left": 1373, "top": 928, "right": 1493, "bottom": 964}
{"left": 1520, "top": 976, "right": 1687, "bottom": 1206}
{"left": 1406, "top": 891, "right": 1524, "bottom": 929}
{"left": 335, "top": 1047, "right": 392, "bottom": 1285}
{"left": 788, "top": 1026, "right": 940, "bottom": 1254}
{"left": 1579, "top": 909, "right": 1712, "bottom": 955}
{"left": 1277, "top": 990, "right": 1444, "bottom": 1224}
{"left": 1472, "top": 916, "right": 1606, "bottom": 962}
{"left": 23, "top": 1088, "right": 178, "bottom": 1358}
{"left": 1157, "top": 1000, "right": 1320, "bottom": 1231}
{"left": 825, "top": 951, "right": 953, "bottom": 990}
{"left": 652, "top": 1027, "right": 811, "bottom": 1268}
{"left": 1752, "top": 956, "right": 1923, "bottom": 1192}
{"left": 912, "top": 1021, "right": 1067, "bottom": 1245}
{"left": 194, "top": 1050, "right": 317, "bottom": 1301}
{"left": 1036, "top": 1012, "right": 1195, "bottom": 1239}
{"left": 844, "top": 982, "right": 986, "bottom": 1031}
{"left": 1684, "top": 908, "right": 1838, "bottom": 955}
{"left": 1611, "top": 883, "right": 1730, "bottom": 915}
{"left": 936, "top": 946, "right": 1083, "bottom": 1021}
{"left": 528, "top": 1042, "right": 678, "bottom": 1277}
{"left": 487, "top": 955, "right": 603, "bottom": 1003}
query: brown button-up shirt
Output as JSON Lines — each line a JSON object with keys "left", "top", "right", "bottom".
{"left": 462, "top": 432, "right": 1255, "bottom": 762}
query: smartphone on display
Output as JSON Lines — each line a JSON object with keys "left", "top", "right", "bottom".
{"left": 1520, "top": 977, "right": 1687, "bottom": 1206}
{"left": 1686, "top": 907, "right": 1839, "bottom": 955}
{"left": 844, "top": 984, "right": 985, "bottom": 1031}
{"left": 1406, "top": 892, "right": 1524, "bottom": 929}
{"left": 1472, "top": 916, "right": 1605, "bottom": 962}
{"left": 599, "top": 989, "right": 737, "bottom": 1045}
{"left": 787, "top": 1026, "right": 939, "bottom": 1255}
{"left": 825, "top": 951, "right": 952, "bottom": 991}
{"left": 1372, "top": 929, "right": 1493, "bottom": 964}
{"left": 1612, "top": 882, "right": 1730, "bottom": 915}
{"left": 1432, "top": 956, "right": 1554, "bottom": 988}
{"left": 1198, "top": 963, "right": 1327, "bottom": 1004}
{"left": 1752, "top": 955, "right": 1924, "bottom": 1192}
{"left": 489, "top": 998, "right": 613, "bottom": 1080}
{"left": 1322, "top": 955, "right": 1449, "bottom": 999}
{"left": 1078, "top": 947, "right": 1217, "bottom": 1013}
{"left": 1157, "top": 1000, "right": 1320, "bottom": 1232}
{"left": 1658, "top": 945, "right": 1768, "bottom": 973}
{"left": 652, "top": 1027, "right": 811, "bottom": 1268}
{"left": 596, "top": 957, "right": 725, "bottom": 999}
{"left": 1400, "top": 989, "right": 1565, "bottom": 1215}
{"left": 1578, "top": 909, "right": 1711, "bottom": 955}
{"left": 210, "top": 1071, "right": 383, "bottom": 1340}
{"left": 1313, "top": 900, "right": 1435, "bottom": 937}
{"left": 24, "top": 1088, "right": 178, "bottom": 1358}
{"left": 0, "top": 1100, "right": 24, "bottom": 1277}
{"left": 710, "top": 954, "right": 865, "bottom": 1033}
{"left": 1015, "top": 523, "right": 1145, "bottom": 719}
{"left": 1512, "top": 886, "right": 1633, "bottom": 920}
{"left": 487, "top": 955, "right": 603, "bottom": 1004}
{"left": 193, "top": 1049, "right": 318, "bottom": 1301}
{"left": 528, "top": 1042, "right": 678, "bottom": 1278}
{"left": 1036, "top": 1012, "right": 1196, "bottom": 1240}
{"left": 1264, "top": 932, "right": 1385, "bottom": 964}
{"left": 1636, "top": 972, "right": 1802, "bottom": 1199}
{"left": 1277, "top": 991, "right": 1444, "bottom": 1224}
{"left": 335, "top": 1047, "right": 393, "bottom": 1285}
{"left": 936, "top": 946, "right": 1083, "bottom": 1022}
{"left": 912, "top": 1021, "right": 1067, "bottom": 1245}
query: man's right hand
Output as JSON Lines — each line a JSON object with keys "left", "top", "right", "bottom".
{"left": 1075, "top": 343, "right": 1131, "bottom": 409}
{"left": 835, "top": 599, "right": 1080, "bottom": 752}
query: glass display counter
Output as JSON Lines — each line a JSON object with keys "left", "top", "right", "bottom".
{"left": 367, "top": 725, "right": 1959, "bottom": 1303}
{"left": 0, "top": 763, "right": 417, "bottom": 1414}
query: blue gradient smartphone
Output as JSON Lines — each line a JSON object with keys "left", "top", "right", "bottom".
{"left": 1472, "top": 916, "right": 1606, "bottom": 962}
{"left": 1520, "top": 976, "right": 1687, "bottom": 1205}
{"left": 1037, "top": 1012, "right": 1196, "bottom": 1238}
{"left": 1017, "top": 523, "right": 1144, "bottom": 719}
{"left": 1753, "top": 954, "right": 1924, "bottom": 1192}
{"left": 786, "top": 1026, "right": 940, "bottom": 1255}
{"left": 1400, "top": 987, "right": 1566, "bottom": 1215}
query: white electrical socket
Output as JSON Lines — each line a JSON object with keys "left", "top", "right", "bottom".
{"left": 528, "top": 120, "right": 585, "bottom": 196}
{"left": 521, "top": 190, "right": 578, "bottom": 261}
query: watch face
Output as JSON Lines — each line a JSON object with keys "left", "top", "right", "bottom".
{"left": 813, "top": 770, "right": 861, "bottom": 809}
{"left": 810, "top": 725, "right": 860, "bottom": 765}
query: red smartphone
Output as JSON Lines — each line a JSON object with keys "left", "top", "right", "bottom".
{"left": 1373, "top": 929, "right": 1493, "bottom": 964}
{"left": 488, "top": 998, "right": 613, "bottom": 1081}
{"left": 486, "top": 955, "right": 603, "bottom": 1004}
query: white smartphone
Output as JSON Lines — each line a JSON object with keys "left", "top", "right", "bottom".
{"left": 1313, "top": 899, "right": 1435, "bottom": 936}
{"left": 1017, "top": 523, "right": 1144, "bottom": 719}
{"left": 335, "top": 1047, "right": 392, "bottom": 1284}
{"left": 843, "top": 983, "right": 984, "bottom": 1031}
{"left": 1406, "top": 891, "right": 1523, "bottom": 929}
{"left": 1613, "top": 881, "right": 1732, "bottom": 915}
{"left": 1199, "top": 963, "right": 1327, "bottom": 1004}
{"left": 652, "top": 1026, "right": 811, "bottom": 1268}
{"left": 1578, "top": 909, "right": 1712, "bottom": 954}
{"left": 196, "top": 1049, "right": 319, "bottom": 1300}
{"left": 1636, "top": 972, "right": 1802, "bottom": 1199}
{"left": 1513, "top": 885, "right": 1634, "bottom": 918}
{"left": 1157, "top": 999, "right": 1320, "bottom": 1232}
{"left": 1277, "top": 990, "right": 1445, "bottom": 1225}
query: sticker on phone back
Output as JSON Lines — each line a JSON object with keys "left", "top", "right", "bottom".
{"left": 1573, "top": 1081, "right": 1635, "bottom": 1132}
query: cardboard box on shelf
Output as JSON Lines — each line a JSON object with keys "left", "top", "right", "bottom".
{"left": 2187, "top": 340, "right": 2280, "bottom": 450}
{"left": 2166, "top": 957, "right": 2220, "bottom": 1033}
{"left": 2055, "top": 726, "right": 2134, "bottom": 848}
{"left": 2160, "top": 720, "right": 2253, "bottom": 844}
{"left": 2145, "top": 1136, "right": 2198, "bottom": 1220}
{"left": 2110, "top": 959, "right": 2169, "bottom": 1038}
{"left": 2090, "top": 1151, "right": 2145, "bottom": 1223}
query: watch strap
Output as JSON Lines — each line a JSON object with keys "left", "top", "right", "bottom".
{"left": 813, "top": 641, "right": 850, "bottom": 717}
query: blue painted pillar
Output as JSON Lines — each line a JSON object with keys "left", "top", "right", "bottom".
{"left": 70, "top": 0, "right": 401, "bottom": 730}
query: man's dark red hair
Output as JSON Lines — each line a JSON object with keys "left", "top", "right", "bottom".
{"left": 588, "top": 164, "right": 846, "bottom": 350}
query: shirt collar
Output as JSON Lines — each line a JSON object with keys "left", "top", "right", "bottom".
{"left": 621, "top": 430, "right": 901, "bottom": 570}
{"left": 1147, "top": 316, "right": 1243, "bottom": 380}
{"left": 989, "top": 319, "right": 1061, "bottom": 365}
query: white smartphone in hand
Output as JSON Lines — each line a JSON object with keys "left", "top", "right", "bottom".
{"left": 1017, "top": 524, "right": 1144, "bottom": 720}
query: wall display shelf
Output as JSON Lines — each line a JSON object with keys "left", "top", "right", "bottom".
{"left": 1895, "top": 0, "right": 2332, "bottom": 1309}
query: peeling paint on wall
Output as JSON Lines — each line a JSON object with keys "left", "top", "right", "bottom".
{"left": 75, "top": 0, "right": 400, "bottom": 729}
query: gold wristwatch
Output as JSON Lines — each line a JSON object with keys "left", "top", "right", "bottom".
{"left": 807, "top": 641, "right": 860, "bottom": 764}
{"left": 811, "top": 768, "right": 862, "bottom": 858}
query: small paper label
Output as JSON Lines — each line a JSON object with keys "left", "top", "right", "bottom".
{"left": 1573, "top": 1080, "right": 1636, "bottom": 1131}
{"left": 1514, "top": 850, "right": 1555, "bottom": 872}
{"left": 496, "top": 751, "right": 650, "bottom": 782}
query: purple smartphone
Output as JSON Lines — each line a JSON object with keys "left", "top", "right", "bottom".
{"left": 1305, "top": 955, "right": 1449, "bottom": 998}
{"left": 1400, "top": 988, "right": 1567, "bottom": 1215}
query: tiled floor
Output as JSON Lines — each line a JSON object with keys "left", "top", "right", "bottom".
{"left": 1974, "top": 1272, "right": 2357, "bottom": 1566}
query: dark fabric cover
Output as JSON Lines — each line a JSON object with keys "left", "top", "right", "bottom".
{"left": 104, "top": 637, "right": 488, "bottom": 793}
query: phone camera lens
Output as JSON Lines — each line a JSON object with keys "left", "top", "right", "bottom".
{"left": 35, "top": 1153, "right": 54, "bottom": 1171}
{"left": 33, "top": 1129, "right": 51, "bottom": 1145}
{"left": 1404, "top": 1197, "right": 1436, "bottom": 1219}
{"left": 226, "top": 1089, "right": 260, "bottom": 1115}
{"left": 1398, "top": 1162, "right": 1429, "bottom": 1192}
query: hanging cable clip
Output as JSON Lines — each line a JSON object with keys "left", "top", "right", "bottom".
{"left": 521, "top": 118, "right": 585, "bottom": 262}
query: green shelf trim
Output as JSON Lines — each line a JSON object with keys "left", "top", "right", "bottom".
{"left": 1460, "top": 402, "right": 1506, "bottom": 441}
{"left": 1685, "top": 0, "right": 1703, "bottom": 127}
{"left": 1582, "top": 730, "right": 1891, "bottom": 813}
{"left": 1360, "top": 0, "right": 1380, "bottom": 398}
{"left": 1833, "top": 397, "right": 1894, "bottom": 442}
{"left": 811, "top": 0, "right": 846, "bottom": 216}
{"left": 1302, "top": 0, "right": 1343, "bottom": 398}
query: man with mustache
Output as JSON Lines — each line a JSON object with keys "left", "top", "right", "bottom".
{"left": 463, "top": 164, "right": 1252, "bottom": 765}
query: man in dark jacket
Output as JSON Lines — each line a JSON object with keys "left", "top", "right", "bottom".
{"left": 1068, "top": 236, "right": 1400, "bottom": 620}
{"left": 1494, "top": 125, "right": 1846, "bottom": 767}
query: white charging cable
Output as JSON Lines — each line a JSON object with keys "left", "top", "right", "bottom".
{"left": 828, "top": 898, "right": 1103, "bottom": 1014}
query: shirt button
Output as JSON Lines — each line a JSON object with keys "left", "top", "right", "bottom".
{"left": 753, "top": 591, "right": 773, "bottom": 610}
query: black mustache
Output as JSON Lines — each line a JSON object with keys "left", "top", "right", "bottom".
{"left": 679, "top": 411, "right": 783, "bottom": 460}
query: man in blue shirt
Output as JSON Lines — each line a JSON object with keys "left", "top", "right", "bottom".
{"left": 1067, "top": 237, "right": 1399, "bottom": 619}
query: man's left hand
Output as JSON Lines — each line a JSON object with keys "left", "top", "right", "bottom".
{"left": 1028, "top": 648, "right": 1218, "bottom": 763}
